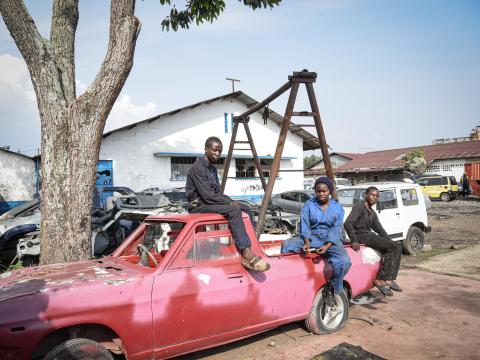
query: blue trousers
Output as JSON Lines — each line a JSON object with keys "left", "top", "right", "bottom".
{"left": 281, "top": 236, "right": 351, "bottom": 294}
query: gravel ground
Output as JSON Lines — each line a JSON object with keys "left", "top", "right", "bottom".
{"left": 401, "top": 196, "right": 480, "bottom": 267}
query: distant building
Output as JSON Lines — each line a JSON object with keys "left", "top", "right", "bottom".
{"left": 433, "top": 124, "right": 480, "bottom": 144}
{"left": 100, "top": 92, "right": 320, "bottom": 202}
{"left": 335, "top": 141, "right": 480, "bottom": 185}
{"left": 304, "top": 152, "right": 361, "bottom": 181}
{"left": 0, "top": 148, "right": 38, "bottom": 214}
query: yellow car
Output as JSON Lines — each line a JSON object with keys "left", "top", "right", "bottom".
{"left": 415, "top": 175, "right": 458, "bottom": 201}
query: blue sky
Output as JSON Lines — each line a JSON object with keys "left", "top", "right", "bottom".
{"left": 1, "top": 0, "right": 479, "bottom": 156}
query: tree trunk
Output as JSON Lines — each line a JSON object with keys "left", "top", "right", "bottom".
{"left": 1, "top": 0, "right": 140, "bottom": 265}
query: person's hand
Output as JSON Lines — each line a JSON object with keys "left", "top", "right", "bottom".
{"left": 317, "top": 242, "right": 332, "bottom": 254}
{"left": 351, "top": 242, "right": 360, "bottom": 251}
{"left": 303, "top": 240, "right": 311, "bottom": 252}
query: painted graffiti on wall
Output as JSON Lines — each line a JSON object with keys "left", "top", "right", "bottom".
{"left": 240, "top": 184, "right": 263, "bottom": 194}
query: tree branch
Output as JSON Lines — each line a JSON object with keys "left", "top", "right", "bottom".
{"left": 83, "top": 0, "right": 140, "bottom": 122}
{"left": 51, "top": 0, "right": 79, "bottom": 104}
{"left": 0, "top": 0, "right": 45, "bottom": 69}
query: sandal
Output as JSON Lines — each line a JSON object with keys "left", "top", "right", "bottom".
{"left": 241, "top": 256, "right": 270, "bottom": 272}
{"left": 389, "top": 281, "right": 402, "bottom": 292}
{"left": 374, "top": 281, "right": 393, "bottom": 296}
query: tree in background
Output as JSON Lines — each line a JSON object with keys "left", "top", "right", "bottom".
{"left": 402, "top": 149, "right": 427, "bottom": 175}
{"left": 304, "top": 154, "right": 322, "bottom": 169}
{"left": 0, "top": 0, "right": 280, "bottom": 265}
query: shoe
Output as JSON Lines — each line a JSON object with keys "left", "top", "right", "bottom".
{"left": 324, "top": 285, "right": 337, "bottom": 307}
{"left": 389, "top": 281, "right": 402, "bottom": 292}
{"left": 241, "top": 256, "right": 270, "bottom": 272}
{"left": 374, "top": 281, "right": 393, "bottom": 296}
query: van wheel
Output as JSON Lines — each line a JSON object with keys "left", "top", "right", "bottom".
{"left": 440, "top": 192, "right": 451, "bottom": 202}
{"left": 402, "top": 226, "right": 424, "bottom": 256}
{"left": 305, "top": 287, "right": 349, "bottom": 334}
{"left": 43, "top": 338, "right": 114, "bottom": 360}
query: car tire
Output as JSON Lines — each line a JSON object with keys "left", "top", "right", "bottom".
{"left": 402, "top": 226, "right": 424, "bottom": 256}
{"left": 305, "top": 287, "right": 349, "bottom": 334}
{"left": 43, "top": 338, "right": 114, "bottom": 360}
{"left": 440, "top": 192, "right": 451, "bottom": 202}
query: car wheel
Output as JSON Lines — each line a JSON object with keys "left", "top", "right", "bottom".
{"left": 43, "top": 338, "right": 114, "bottom": 360}
{"left": 440, "top": 192, "right": 451, "bottom": 202}
{"left": 402, "top": 226, "right": 424, "bottom": 256}
{"left": 305, "top": 287, "right": 349, "bottom": 334}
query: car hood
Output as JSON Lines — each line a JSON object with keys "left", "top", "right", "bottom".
{"left": 0, "top": 258, "right": 141, "bottom": 303}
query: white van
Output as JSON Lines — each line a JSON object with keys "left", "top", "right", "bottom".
{"left": 337, "top": 182, "right": 431, "bottom": 255}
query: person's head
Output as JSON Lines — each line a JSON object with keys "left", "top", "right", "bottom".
{"left": 364, "top": 186, "right": 379, "bottom": 206}
{"left": 204, "top": 136, "right": 223, "bottom": 164}
{"left": 314, "top": 177, "right": 333, "bottom": 204}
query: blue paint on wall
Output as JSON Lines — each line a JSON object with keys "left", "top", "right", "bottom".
{"left": 97, "top": 160, "right": 113, "bottom": 187}
{"left": 224, "top": 113, "right": 228, "bottom": 133}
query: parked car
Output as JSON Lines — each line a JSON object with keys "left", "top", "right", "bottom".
{"left": 270, "top": 189, "right": 315, "bottom": 214}
{"left": 334, "top": 177, "right": 352, "bottom": 189}
{"left": 337, "top": 182, "right": 431, "bottom": 255}
{"left": 0, "top": 212, "right": 380, "bottom": 360}
{"left": 415, "top": 175, "right": 458, "bottom": 201}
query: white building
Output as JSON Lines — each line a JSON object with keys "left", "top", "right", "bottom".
{"left": 0, "top": 148, "right": 37, "bottom": 214}
{"left": 100, "top": 92, "right": 319, "bottom": 202}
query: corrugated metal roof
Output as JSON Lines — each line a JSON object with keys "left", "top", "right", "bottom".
{"left": 336, "top": 141, "right": 480, "bottom": 173}
{"left": 103, "top": 91, "right": 321, "bottom": 151}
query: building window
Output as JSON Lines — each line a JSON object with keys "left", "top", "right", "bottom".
{"left": 236, "top": 158, "right": 255, "bottom": 178}
{"left": 171, "top": 157, "right": 197, "bottom": 180}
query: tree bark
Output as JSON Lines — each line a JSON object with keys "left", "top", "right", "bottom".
{"left": 0, "top": 0, "right": 140, "bottom": 264}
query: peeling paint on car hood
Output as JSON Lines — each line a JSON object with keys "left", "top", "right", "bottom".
{"left": 0, "top": 258, "right": 141, "bottom": 302}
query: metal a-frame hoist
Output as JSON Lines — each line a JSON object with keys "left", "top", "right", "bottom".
{"left": 220, "top": 70, "right": 334, "bottom": 238}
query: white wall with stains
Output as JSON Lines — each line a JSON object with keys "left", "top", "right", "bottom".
{"left": 100, "top": 97, "right": 305, "bottom": 200}
{"left": 0, "top": 149, "right": 36, "bottom": 204}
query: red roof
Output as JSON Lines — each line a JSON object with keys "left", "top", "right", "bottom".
{"left": 333, "top": 152, "right": 362, "bottom": 160}
{"left": 336, "top": 141, "right": 480, "bottom": 172}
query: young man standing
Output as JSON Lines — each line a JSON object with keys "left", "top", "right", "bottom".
{"left": 186, "top": 136, "right": 270, "bottom": 272}
{"left": 344, "top": 186, "right": 402, "bottom": 296}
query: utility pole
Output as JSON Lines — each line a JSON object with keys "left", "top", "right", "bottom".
{"left": 226, "top": 77, "right": 240, "bottom": 92}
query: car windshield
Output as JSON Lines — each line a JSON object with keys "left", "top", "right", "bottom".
{"left": 142, "top": 221, "right": 186, "bottom": 252}
{"left": 336, "top": 179, "right": 351, "bottom": 186}
{"left": 337, "top": 189, "right": 365, "bottom": 206}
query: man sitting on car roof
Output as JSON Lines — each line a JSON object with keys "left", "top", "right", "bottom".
{"left": 186, "top": 136, "right": 270, "bottom": 272}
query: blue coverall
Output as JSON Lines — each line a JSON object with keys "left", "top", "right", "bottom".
{"left": 281, "top": 198, "right": 351, "bottom": 294}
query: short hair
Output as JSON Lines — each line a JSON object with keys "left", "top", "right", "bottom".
{"left": 205, "top": 136, "right": 222, "bottom": 148}
{"left": 366, "top": 186, "right": 379, "bottom": 194}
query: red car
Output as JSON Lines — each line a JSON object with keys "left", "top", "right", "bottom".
{"left": 0, "top": 213, "right": 380, "bottom": 359}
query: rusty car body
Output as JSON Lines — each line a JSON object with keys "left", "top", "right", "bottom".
{"left": 0, "top": 213, "right": 380, "bottom": 359}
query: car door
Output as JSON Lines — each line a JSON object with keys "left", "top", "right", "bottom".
{"left": 376, "top": 189, "right": 403, "bottom": 239}
{"left": 152, "top": 221, "right": 251, "bottom": 354}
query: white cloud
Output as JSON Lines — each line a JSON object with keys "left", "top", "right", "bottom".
{"left": 0, "top": 54, "right": 40, "bottom": 151}
{"left": 105, "top": 95, "right": 158, "bottom": 132}
{"left": 0, "top": 53, "right": 36, "bottom": 102}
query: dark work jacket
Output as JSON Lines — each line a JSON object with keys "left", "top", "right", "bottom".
{"left": 186, "top": 157, "right": 232, "bottom": 206}
{"left": 344, "top": 203, "right": 389, "bottom": 243}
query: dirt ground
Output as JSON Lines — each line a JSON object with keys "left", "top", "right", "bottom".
{"left": 177, "top": 197, "right": 480, "bottom": 360}
{"left": 402, "top": 196, "right": 480, "bottom": 267}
